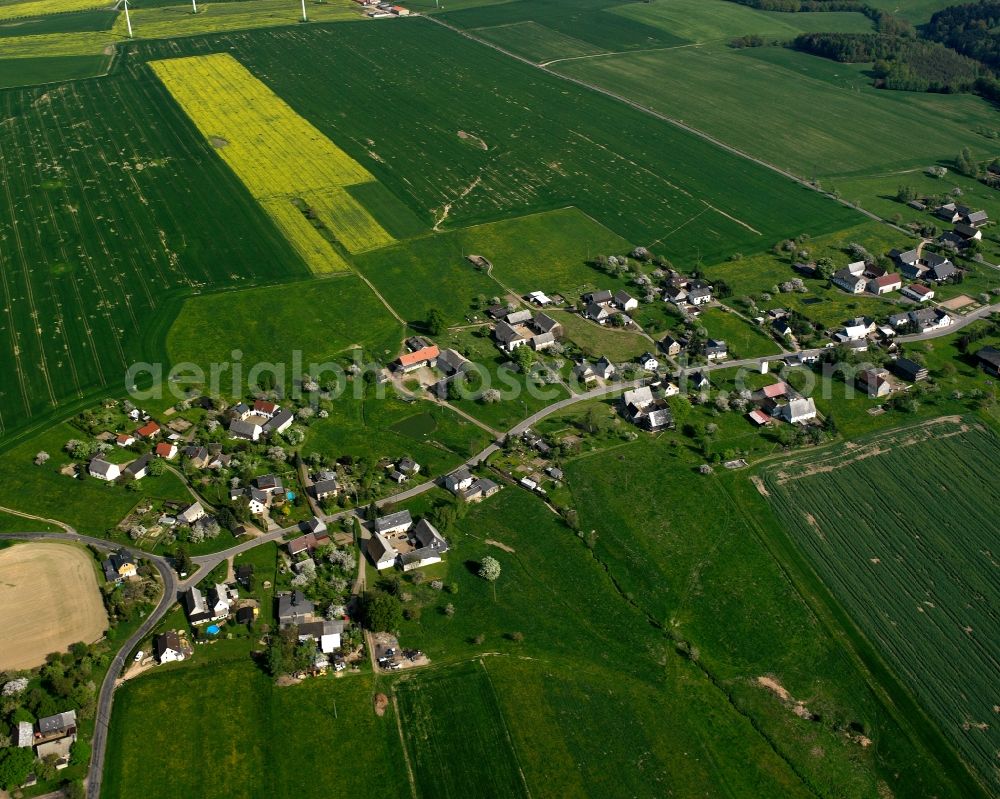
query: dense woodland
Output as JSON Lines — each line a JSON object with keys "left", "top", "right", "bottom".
{"left": 926, "top": 2, "right": 1000, "bottom": 70}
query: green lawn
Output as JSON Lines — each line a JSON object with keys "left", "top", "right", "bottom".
{"left": 550, "top": 308, "right": 650, "bottom": 361}
{"left": 697, "top": 306, "right": 782, "bottom": 359}
{"left": 103, "top": 660, "right": 409, "bottom": 799}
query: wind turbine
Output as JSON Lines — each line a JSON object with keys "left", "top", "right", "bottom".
{"left": 300, "top": 0, "right": 307, "bottom": 22}
{"left": 123, "top": 0, "right": 133, "bottom": 38}
{"left": 192, "top": 0, "right": 198, "bottom": 13}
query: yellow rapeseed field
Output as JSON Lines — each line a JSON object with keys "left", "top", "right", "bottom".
{"left": 260, "top": 197, "right": 352, "bottom": 275}
{"left": 150, "top": 53, "right": 393, "bottom": 272}
{"left": 300, "top": 188, "right": 395, "bottom": 254}
{"left": 0, "top": 0, "right": 106, "bottom": 22}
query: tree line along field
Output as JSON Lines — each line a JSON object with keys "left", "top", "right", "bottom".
{"left": 763, "top": 417, "right": 1000, "bottom": 795}
{"left": 0, "top": 66, "right": 309, "bottom": 439}
{"left": 131, "top": 21, "right": 861, "bottom": 266}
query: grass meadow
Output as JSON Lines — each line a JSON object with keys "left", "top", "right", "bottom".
{"left": 697, "top": 306, "right": 782, "bottom": 359}
{"left": 102, "top": 660, "right": 409, "bottom": 799}
{"left": 764, "top": 419, "right": 1000, "bottom": 794}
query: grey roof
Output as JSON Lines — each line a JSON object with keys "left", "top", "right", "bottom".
{"left": 447, "top": 466, "right": 473, "bottom": 484}
{"left": 965, "top": 209, "right": 988, "bottom": 224}
{"left": 587, "top": 289, "right": 613, "bottom": 304}
{"left": 687, "top": 285, "right": 712, "bottom": 298}
{"left": 494, "top": 320, "right": 524, "bottom": 344}
{"left": 264, "top": 409, "right": 294, "bottom": 431}
{"left": 89, "top": 458, "right": 116, "bottom": 477}
{"left": 229, "top": 419, "right": 261, "bottom": 438}
{"left": 584, "top": 302, "right": 609, "bottom": 320}
{"left": 366, "top": 532, "right": 396, "bottom": 564}
{"left": 413, "top": 518, "right": 448, "bottom": 552}
{"left": 505, "top": 309, "right": 532, "bottom": 325}
{"left": 37, "top": 710, "right": 76, "bottom": 736}
{"left": 976, "top": 346, "right": 1000, "bottom": 368}
{"left": 277, "top": 591, "right": 315, "bottom": 623}
{"left": 929, "top": 261, "right": 956, "bottom": 280}
{"left": 312, "top": 477, "right": 339, "bottom": 496}
{"left": 892, "top": 357, "right": 927, "bottom": 379}
{"left": 705, "top": 339, "right": 727, "bottom": 353}
{"left": 533, "top": 312, "right": 559, "bottom": 334}
{"left": 374, "top": 509, "right": 413, "bottom": 533}
{"left": 532, "top": 331, "right": 556, "bottom": 347}
{"left": 436, "top": 348, "right": 470, "bottom": 375}
{"left": 254, "top": 474, "right": 283, "bottom": 492}
{"left": 183, "top": 586, "right": 210, "bottom": 619}
{"left": 613, "top": 289, "right": 636, "bottom": 304}
{"left": 122, "top": 453, "right": 152, "bottom": 477}
{"left": 645, "top": 408, "right": 673, "bottom": 430}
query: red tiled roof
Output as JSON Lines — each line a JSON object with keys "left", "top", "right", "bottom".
{"left": 873, "top": 273, "right": 901, "bottom": 287}
{"left": 760, "top": 382, "right": 788, "bottom": 399}
{"left": 398, "top": 345, "right": 440, "bottom": 368}
{"left": 748, "top": 410, "right": 771, "bottom": 425}
{"left": 136, "top": 421, "right": 160, "bottom": 437}
{"left": 254, "top": 400, "right": 278, "bottom": 414}
{"left": 908, "top": 284, "right": 932, "bottom": 296}
{"left": 155, "top": 442, "right": 175, "bottom": 457}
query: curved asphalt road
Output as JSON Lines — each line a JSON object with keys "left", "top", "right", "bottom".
{"left": 1, "top": 301, "right": 996, "bottom": 798}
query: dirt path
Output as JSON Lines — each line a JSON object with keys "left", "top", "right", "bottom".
{"left": 0, "top": 503, "right": 75, "bottom": 533}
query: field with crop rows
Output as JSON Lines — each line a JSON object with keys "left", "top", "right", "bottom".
{"left": 395, "top": 661, "right": 530, "bottom": 799}
{"left": 0, "top": 66, "right": 306, "bottom": 438}
{"left": 133, "top": 22, "right": 860, "bottom": 266}
{"left": 150, "top": 52, "right": 392, "bottom": 271}
{"left": 764, "top": 417, "right": 1000, "bottom": 793}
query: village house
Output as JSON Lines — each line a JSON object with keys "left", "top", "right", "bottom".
{"left": 116, "top": 433, "right": 135, "bottom": 448}
{"left": 688, "top": 370, "right": 710, "bottom": 391}
{"left": 153, "top": 630, "right": 190, "bottom": 664}
{"left": 867, "top": 273, "right": 902, "bottom": 295}
{"left": 264, "top": 409, "right": 294, "bottom": 435}
{"left": 621, "top": 386, "right": 674, "bottom": 432}
{"left": 954, "top": 222, "right": 982, "bottom": 241}
{"left": 229, "top": 418, "right": 263, "bottom": 441}
{"left": 901, "top": 283, "right": 934, "bottom": 302}
{"left": 102, "top": 550, "right": 137, "bottom": 584}
{"left": 183, "top": 445, "right": 211, "bottom": 469}
{"left": 460, "top": 477, "right": 500, "bottom": 503}
{"left": 836, "top": 316, "right": 876, "bottom": 343}
{"left": 288, "top": 525, "right": 330, "bottom": 558}
{"left": 936, "top": 203, "right": 988, "bottom": 227}
{"left": 310, "top": 470, "right": 339, "bottom": 501}
{"left": 33, "top": 710, "right": 77, "bottom": 768}
{"left": 687, "top": 284, "right": 712, "bottom": 306}
{"left": 705, "top": 339, "right": 728, "bottom": 361}
{"left": 638, "top": 352, "right": 659, "bottom": 372}
{"left": 659, "top": 334, "right": 685, "bottom": 357}
{"left": 297, "top": 620, "right": 344, "bottom": 654}
{"left": 373, "top": 509, "right": 413, "bottom": 536}
{"left": 582, "top": 301, "right": 612, "bottom": 325}
{"left": 595, "top": 356, "right": 616, "bottom": 380}
{"left": 975, "top": 346, "right": 1000, "bottom": 377}
{"left": 122, "top": 453, "right": 152, "bottom": 481}
{"left": 135, "top": 420, "right": 161, "bottom": 439}
{"left": 891, "top": 357, "right": 928, "bottom": 382}
{"left": 177, "top": 501, "right": 206, "bottom": 526}
{"left": 155, "top": 442, "right": 178, "bottom": 460}
{"left": 909, "top": 307, "right": 953, "bottom": 333}
{"left": 436, "top": 348, "right": 471, "bottom": 377}
{"left": 777, "top": 397, "right": 817, "bottom": 425}
{"left": 277, "top": 591, "right": 316, "bottom": 626}
{"left": 367, "top": 515, "right": 449, "bottom": 571}
{"left": 88, "top": 457, "right": 120, "bottom": 481}
{"left": 396, "top": 344, "right": 440, "bottom": 373}
{"left": 494, "top": 311, "right": 562, "bottom": 351}
{"left": 253, "top": 400, "right": 279, "bottom": 418}
{"left": 831, "top": 261, "right": 867, "bottom": 294}
{"left": 857, "top": 368, "right": 891, "bottom": 398}
{"left": 443, "top": 467, "right": 475, "bottom": 495}
{"left": 613, "top": 290, "right": 639, "bottom": 312}
{"left": 772, "top": 317, "right": 794, "bottom": 338}
{"left": 573, "top": 360, "right": 597, "bottom": 384}
{"left": 181, "top": 586, "right": 212, "bottom": 625}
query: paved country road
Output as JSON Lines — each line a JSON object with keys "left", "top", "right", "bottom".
{"left": 0, "top": 299, "right": 995, "bottom": 798}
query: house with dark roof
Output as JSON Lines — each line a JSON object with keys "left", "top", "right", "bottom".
{"left": 182, "top": 586, "right": 212, "bottom": 625}
{"left": 229, "top": 418, "right": 262, "bottom": 441}
{"left": 374, "top": 510, "right": 413, "bottom": 536}
{"left": 976, "top": 346, "right": 1000, "bottom": 377}
{"left": 154, "top": 631, "right": 189, "bottom": 663}
{"left": 891, "top": 357, "right": 928, "bottom": 382}
{"left": 436, "top": 348, "right": 471, "bottom": 376}
{"left": 444, "top": 467, "right": 474, "bottom": 495}
{"left": 102, "top": 550, "right": 137, "bottom": 584}
{"left": 263, "top": 409, "right": 294, "bottom": 435}
{"left": 584, "top": 289, "right": 613, "bottom": 305}
{"left": 276, "top": 591, "right": 315, "bottom": 626}
{"left": 613, "top": 290, "right": 638, "bottom": 312}
{"left": 857, "top": 368, "right": 891, "bottom": 397}
{"left": 311, "top": 474, "right": 339, "bottom": 501}
{"left": 705, "top": 339, "right": 728, "bottom": 361}
{"left": 122, "top": 453, "right": 152, "bottom": 481}
{"left": 832, "top": 264, "right": 867, "bottom": 294}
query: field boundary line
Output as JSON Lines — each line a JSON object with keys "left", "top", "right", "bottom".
{"left": 478, "top": 657, "right": 533, "bottom": 798}
{"left": 0, "top": 504, "right": 74, "bottom": 533}
{"left": 391, "top": 693, "right": 419, "bottom": 799}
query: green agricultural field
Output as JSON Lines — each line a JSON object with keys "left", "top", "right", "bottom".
{"left": 697, "top": 306, "right": 782, "bottom": 358}
{"left": 554, "top": 40, "right": 1000, "bottom": 179}
{"left": 389, "top": 479, "right": 968, "bottom": 798}
{"left": 0, "top": 52, "right": 111, "bottom": 87}
{"left": 442, "top": 0, "right": 688, "bottom": 52}
{"left": 134, "top": 21, "right": 860, "bottom": 266}
{"left": 764, "top": 418, "right": 1000, "bottom": 795}
{"left": 611, "top": 0, "right": 873, "bottom": 44}
{"left": 0, "top": 510, "right": 58, "bottom": 532}
{"left": 166, "top": 275, "right": 403, "bottom": 386}
{"left": 102, "top": 660, "right": 409, "bottom": 799}
{"left": 0, "top": 8, "right": 118, "bottom": 37}
{"left": 395, "top": 660, "right": 529, "bottom": 799}
{"left": 866, "top": 0, "right": 957, "bottom": 24}
{"left": 0, "top": 422, "right": 191, "bottom": 535}
{"left": 0, "top": 60, "right": 308, "bottom": 440}
{"left": 471, "top": 19, "right": 609, "bottom": 64}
